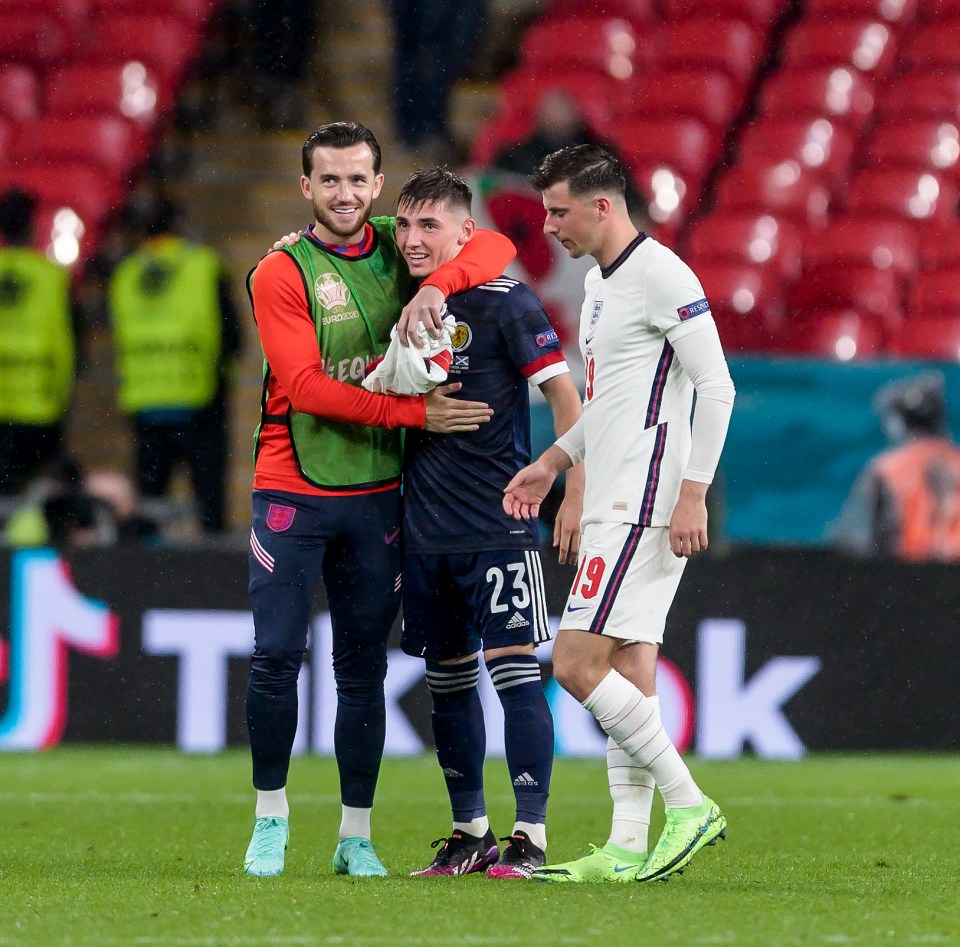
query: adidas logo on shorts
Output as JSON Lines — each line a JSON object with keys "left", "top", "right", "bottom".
{"left": 505, "top": 612, "right": 530, "bottom": 630}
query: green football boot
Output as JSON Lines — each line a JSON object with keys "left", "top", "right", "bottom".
{"left": 531, "top": 841, "right": 646, "bottom": 883}
{"left": 244, "top": 816, "right": 289, "bottom": 877}
{"left": 332, "top": 836, "right": 390, "bottom": 877}
{"left": 636, "top": 796, "right": 727, "bottom": 883}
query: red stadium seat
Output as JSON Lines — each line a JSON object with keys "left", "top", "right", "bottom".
{"left": 0, "top": 65, "right": 40, "bottom": 123}
{"left": 545, "top": 0, "right": 657, "bottom": 28}
{"left": 46, "top": 63, "right": 170, "bottom": 123}
{"left": 802, "top": 0, "right": 917, "bottom": 29}
{"left": 846, "top": 169, "right": 960, "bottom": 224}
{"left": 652, "top": 19, "right": 764, "bottom": 86}
{"left": 787, "top": 265, "right": 901, "bottom": 324}
{"left": 737, "top": 117, "right": 856, "bottom": 191}
{"left": 864, "top": 120, "right": 960, "bottom": 178}
{"left": 631, "top": 70, "right": 739, "bottom": 131}
{"left": 910, "top": 270, "right": 960, "bottom": 315}
{"left": 80, "top": 16, "right": 201, "bottom": 81}
{"left": 4, "top": 164, "right": 123, "bottom": 232}
{"left": 802, "top": 218, "right": 918, "bottom": 280}
{"left": 0, "top": 14, "right": 70, "bottom": 68}
{"left": 782, "top": 19, "right": 898, "bottom": 76}
{"left": 710, "top": 310, "right": 781, "bottom": 351}
{"left": 758, "top": 67, "right": 875, "bottom": 132}
{"left": 878, "top": 73, "right": 960, "bottom": 123}
{"left": 901, "top": 22, "right": 960, "bottom": 72}
{"left": 695, "top": 262, "right": 783, "bottom": 325}
{"left": 11, "top": 117, "right": 148, "bottom": 177}
{"left": 661, "top": 0, "right": 788, "bottom": 31}
{"left": 610, "top": 119, "right": 716, "bottom": 229}
{"left": 611, "top": 118, "right": 716, "bottom": 184}
{"left": 888, "top": 315, "right": 960, "bottom": 361}
{"left": 0, "top": 0, "right": 89, "bottom": 40}
{"left": 774, "top": 310, "right": 886, "bottom": 359}
{"left": 686, "top": 212, "right": 804, "bottom": 281}
{"left": 521, "top": 17, "right": 644, "bottom": 79}
{"left": 919, "top": 224, "right": 960, "bottom": 271}
{"left": 713, "top": 161, "right": 832, "bottom": 227}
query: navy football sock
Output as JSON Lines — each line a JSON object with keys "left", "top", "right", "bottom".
{"left": 487, "top": 653, "right": 553, "bottom": 825}
{"left": 426, "top": 657, "right": 486, "bottom": 822}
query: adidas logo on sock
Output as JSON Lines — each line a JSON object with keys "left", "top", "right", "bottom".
{"left": 505, "top": 612, "right": 530, "bottom": 630}
{"left": 442, "top": 767, "right": 464, "bottom": 778}
{"left": 513, "top": 771, "right": 538, "bottom": 787}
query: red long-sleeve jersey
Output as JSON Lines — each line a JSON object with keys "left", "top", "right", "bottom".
{"left": 251, "top": 226, "right": 516, "bottom": 497}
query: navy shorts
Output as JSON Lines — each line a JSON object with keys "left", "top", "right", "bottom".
{"left": 401, "top": 548, "right": 552, "bottom": 662}
{"left": 248, "top": 488, "right": 402, "bottom": 661}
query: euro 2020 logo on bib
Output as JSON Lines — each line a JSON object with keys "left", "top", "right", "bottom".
{"left": 315, "top": 273, "right": 351, "bottom": 310}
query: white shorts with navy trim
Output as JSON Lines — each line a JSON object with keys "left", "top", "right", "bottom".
{"left": 560, "top": 523, "right": 686, "bottom": 644}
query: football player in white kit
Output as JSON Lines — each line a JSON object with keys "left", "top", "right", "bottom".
{"left": 503, "top": 145, "right": 736, "bottom": 884}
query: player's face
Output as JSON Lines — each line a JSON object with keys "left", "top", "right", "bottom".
{"left": 541, "top": 182, "right": 601, "bottom": 260}
{"left": 395, "top": 199, "right": 475, "bottom": 278}
{"left": 300, "top": 143, "right": 384, "bottom": 242}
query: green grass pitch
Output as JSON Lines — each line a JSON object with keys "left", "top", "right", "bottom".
{"left": 0, "top": 749, "right": 957, "bottom": 946}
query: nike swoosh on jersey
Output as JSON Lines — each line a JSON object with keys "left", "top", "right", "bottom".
{"left": 565, "top": 604, "right": 590, "bottom": 613}
{"left": 384, "top": 528, "right": 400, "bottom": 544}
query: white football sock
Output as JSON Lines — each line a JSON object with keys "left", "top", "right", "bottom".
{"left": 513, "top": 820, "right": 546, "bottom": 851}
{"left": 339, "top": 805, "right": 372, "bottom": 840}
{"left": 255, "top": 788, "right": 289, "bottom": 819}
{"left": 453, "top": 816, "right": 490, "bottom": 838}
{"left": 585, "top": 670, "right": 702, "bottom": 810}
{"left": 606, "top": 691, "right": 657, "bottom": 854}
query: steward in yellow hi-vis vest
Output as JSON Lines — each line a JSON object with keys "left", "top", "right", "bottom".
{"left": 0, "top": 189, "right": 76, "bottom": 495}
{"left": 110, "top": 236, "right": 222, "bottom": 413}
{"left": 108, "top": 199, "right": 242, "bottom": 533}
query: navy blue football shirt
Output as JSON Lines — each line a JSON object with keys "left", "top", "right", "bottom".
{"left": 403, "top": 275, "right": 568, "bottom": 554}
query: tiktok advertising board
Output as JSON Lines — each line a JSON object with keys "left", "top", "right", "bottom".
{"left": 1, "top": 548, "right": 957, "bottom": 755}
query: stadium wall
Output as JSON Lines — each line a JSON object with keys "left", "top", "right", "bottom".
{"left": 1, "top": 547, "right": 955, "bottom": 758}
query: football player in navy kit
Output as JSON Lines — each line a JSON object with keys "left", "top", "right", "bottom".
{"left": 395, "top": 167, "right": 585, "bottom": 879}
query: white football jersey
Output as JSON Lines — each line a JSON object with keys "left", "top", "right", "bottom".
{"left": 577, "top": 234, "right": 714, "bottom": 527}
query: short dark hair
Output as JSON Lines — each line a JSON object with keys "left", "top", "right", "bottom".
{"left": 301, "top": 121, "right": 382, "bottom": 176}
{"left": 0, "top": 188, "right": 37, "bottom": 244}
{"left": 397, "top": 167, "right": 472, "bottom": 216}
{"left": 530, "top": 144, "right": 628, "bottom": 199}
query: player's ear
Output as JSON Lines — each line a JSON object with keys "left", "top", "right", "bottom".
{"left": 459, "top": 217, "right": 477, "bottom": 245}
{"left": 372, "top": 173, "right": 385, "bottom": 200}
{"left": 300, "top": 175, "right": 312, "bottom": 200}
{"left": 594, "top": 196, "right": 612, "bottom": 219}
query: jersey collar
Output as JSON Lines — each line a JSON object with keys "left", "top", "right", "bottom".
{"left": 600, "top": 231, "right": 648, "bottom": 280}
